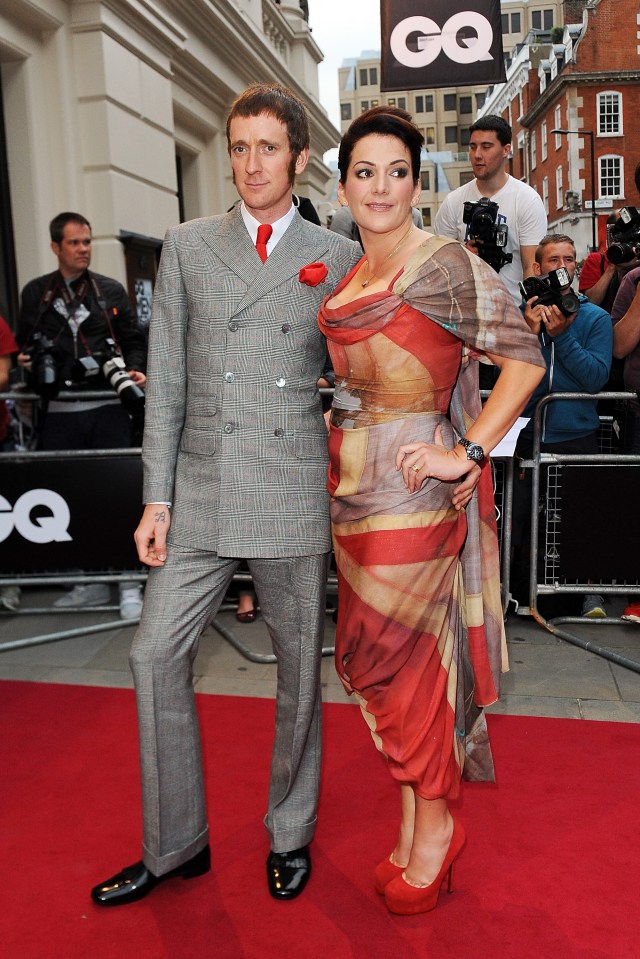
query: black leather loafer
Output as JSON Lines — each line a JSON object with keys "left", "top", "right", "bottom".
{"left": 91, "top": 843, "right": 210, "bottom": 906}
{"left": 266, "top": 845, "right": 311, "bottom": 900}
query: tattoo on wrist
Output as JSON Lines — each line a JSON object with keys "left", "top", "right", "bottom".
{"left": 154, "top": 510, "right": 166, "bottom": 524}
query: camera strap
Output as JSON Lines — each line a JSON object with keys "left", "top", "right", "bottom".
{"left": 33, "top": 271, "right": 123, "bottom": 359}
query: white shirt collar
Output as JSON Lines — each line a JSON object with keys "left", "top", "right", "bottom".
{"left": 240, "top": 202, "right": 296, "bottom": 256}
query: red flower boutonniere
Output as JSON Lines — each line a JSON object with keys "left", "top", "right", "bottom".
{"left": 299, "top": 262, "right": 328, "bottom": 286}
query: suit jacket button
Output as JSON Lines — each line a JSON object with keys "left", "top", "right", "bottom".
{"left": 276, "top": 377, "right": 286, "bottom": 388}
{"left": 274, "top": 428, "right": 284, "bottom": 437}
{"left": 224, "top": 423, "right": 234, "bottom": 434}
{"left": 224, "top": 372, "right": 235, "bottom": 382}
{"left": 228, "top": 322, "right": 239, "bottom": 332}
{"left": 281, "top": 324, "right": 291, "bottom": 333}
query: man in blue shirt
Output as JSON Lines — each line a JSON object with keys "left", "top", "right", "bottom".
{"left": 512, "top": 234, "right": 612, "bottom": 616}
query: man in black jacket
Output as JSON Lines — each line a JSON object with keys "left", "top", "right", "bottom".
{"left": 17, "top": 211, "right": 147, "bottom": 616}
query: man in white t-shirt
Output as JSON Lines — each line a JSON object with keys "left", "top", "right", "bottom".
{"left": 434, "top": 115, "right": 547, "bottom": 305}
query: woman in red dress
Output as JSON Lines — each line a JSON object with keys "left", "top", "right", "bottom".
{"left": 318, "top": 107, "right": 545, "bottom": 915}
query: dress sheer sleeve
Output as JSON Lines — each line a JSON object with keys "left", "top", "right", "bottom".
{"left": 394, "top": 236, "right": 545, "bottom": 369}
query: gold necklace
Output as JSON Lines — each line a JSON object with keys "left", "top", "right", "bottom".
{"left": 361, "top": 223, "right": 414, "bottom": 288}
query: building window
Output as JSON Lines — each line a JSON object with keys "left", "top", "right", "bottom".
{"left": 459, "top": 96, "right": 472, "bottom": 114}
{"left": 398, "top": 97, "right": 406, "bottom": 110}
{"left": 476, "top": 92, "right": 486, "bottom": 110}
{"left": 460, "top": 171, "right": 475, "bottom": 186}
{"left": 460, "top": 128, "right": 471, "bottom": 146}
{"left": 420, "top": 170, "right": 430, "bottom": 191}
{"left": 415, "top": 95, "right": 424, "bottom": 113}
{"left": 511, "top": 12, "right": 521, "bottom": 33}
{"left": 501, "top": 13, "right": 508, "bottom": 34}
{"left": 542, "top": 176, "right": 549, "bottom": 214}
{"left": 444, "top": 94, "right": 456, "bottom": 111}
{"left": 421, "top": 207, "right": 432, "bottom": 227}
{"left": 387, "top": 98, "right": 396, "bottom": 106}
{"left": 599, "top": 155, "right": 624, "bottom": 198}
{"left": 361, "top": 100, "right": 369, "bottom": 112}
{"left": 541, "top": 121, "right": 547, "bottom": 161}
{"left": 555, "top": 166, "right": 563, "bottom": 209}
{"left": 425, "top": 95, "right": 434, "bottom": 112}
{"left": 532, "top": 9, "right": 555, "bottom": 31}
{"left": 369, "top": 67, "right": 378, "bottom": 85}
{"left": 426, "top": 126, "right": 435, "bottom": 145}
{"left": 445, "top": 126, "right": 457, "bottom": 144}
{"left": 340, "top": 103, "right": 352, "bottom": 122}
{"left": 597, "top": 91, "right": 622, "bottom": 136}
{"left": 554, "top": 106, "right": 562, "bottom": 148}
{"left": 359, "top": 68, "right": 368, "bottom": 87}
{"left": 531, "top": 130, "right": 537, "bottom": 170}
{"left": 371, "top": 100, "right": 379, "bottom": 107}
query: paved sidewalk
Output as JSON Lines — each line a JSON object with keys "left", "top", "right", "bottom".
{"left": 1, "top": 586, "right": 639, "bottom": 721}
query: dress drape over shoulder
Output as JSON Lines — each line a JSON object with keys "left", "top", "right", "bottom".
{"left": 318, "top": 236, "right": 544, "bottom": 800}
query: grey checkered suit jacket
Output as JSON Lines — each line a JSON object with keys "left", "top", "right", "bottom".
{"left": 142, "top": 206, "right": 361, "bottom": 557}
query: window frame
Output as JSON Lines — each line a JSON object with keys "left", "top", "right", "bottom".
{"left": 597, "top": 91, "right": 623, "bottom": 137}
{"left": 599, "top": 154, "right": 624, "bottom": 199}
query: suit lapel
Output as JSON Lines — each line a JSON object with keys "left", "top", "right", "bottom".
{"left": 233, "top": 214, "right": 335, "bottom": 314}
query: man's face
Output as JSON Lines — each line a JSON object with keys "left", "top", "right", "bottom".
{"left": 51, "top": 223, "right": 91, "bottom": 280}
{"left": 52, "top": 222, "right": 92, "bottom": 279}
{"left": 469, "top": 130, "right": 511, "bottom": 182}
{"left": 229, "top": 112, "right": 308, "bottom": 223}
{"left": 534, "top": 242, "right": 577, "bottom": 287}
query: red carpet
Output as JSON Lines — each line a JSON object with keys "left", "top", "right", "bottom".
{"left": 1, "top": 680, "right": 637, "bottom": 959}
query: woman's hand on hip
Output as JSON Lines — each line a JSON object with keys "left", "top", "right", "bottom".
{"left": 396, "top": 425, "right": 471, "bottom": 493}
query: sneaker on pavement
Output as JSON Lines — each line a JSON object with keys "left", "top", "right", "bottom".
{"left": 119, "top": 584, "right": 143, "bottom": 620}
{"left": 581, "top": 594, "right": 606, "bottom": 619}
{"left": 0, "top": 585, "right": 22, "bottom": 612}
{"left": 53, "top": 583, "right": 111, "bottom": 608}
{"left": 621, "top": 602, "right": 640, "bottom": 623}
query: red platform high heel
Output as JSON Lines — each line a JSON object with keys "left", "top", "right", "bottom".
{"left": 384, "top": 819, "right": 466, "bottom": 915}
{"left": 373, "top": 854, "right": 406, "bottom": 895}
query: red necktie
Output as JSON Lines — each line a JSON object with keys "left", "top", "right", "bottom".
{"left": 256, "top": 223, "right": 273, "bottom": 263}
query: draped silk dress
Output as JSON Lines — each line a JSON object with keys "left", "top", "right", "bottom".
{"left": 318, "top": 236, "right": 544, "bottom": 801}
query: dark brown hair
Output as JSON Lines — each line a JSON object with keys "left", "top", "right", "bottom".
{"left": 338, "top": 106, "right": 424, "bottom": 183}
{"left": 226, "top": 82, "right": 310, "bottom": 157}
{"left": 49, "top": 212, "right": 91, "bottom": 245}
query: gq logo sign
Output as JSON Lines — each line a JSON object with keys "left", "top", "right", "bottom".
{"left": 380, "top": 0, "right": 505, "bottom": 91}
{"left": 0, "top": 490, "right": 72, "bottom": 544}
{"left": 391, "top": 13, "right": 494, "bottom": 67}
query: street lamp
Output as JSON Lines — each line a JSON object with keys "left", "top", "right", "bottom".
{"left": 551, "top": 128, "right": 597, "bottom": 251}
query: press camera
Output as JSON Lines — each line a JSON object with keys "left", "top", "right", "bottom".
{"left": 519, "top": 267, "right": 581, "bottom": 317}
{"left": 606, "top": 206, "right": 640, "bottom": 265}
{"left": 462, "top": 197, "right": 513, "bottom": 273}
{"left": 99, "top": 338, "right": 145, "bottom": 414}
{"left": 26, "top": 332, "right": 60, "bottom": 399}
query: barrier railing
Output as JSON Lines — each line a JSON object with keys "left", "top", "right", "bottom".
{"left": 3, "top": 389, "right": 639, "bottom": 671}
{"left": 520, "top": 391, "right": 640, "bottom": 674}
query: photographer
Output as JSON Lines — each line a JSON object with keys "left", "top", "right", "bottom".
{"left": 16, "top": 211, "right": 147, "bottom": 617}
{"left": 434, "top": 115, "right": 547, "bottom": 305}
{"left": 512, "top": 234, "right": 612, "bottom": 617}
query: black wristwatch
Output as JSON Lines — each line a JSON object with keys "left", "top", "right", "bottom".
{"left": 458, "top": 437, "right": 485, "bottom": 462}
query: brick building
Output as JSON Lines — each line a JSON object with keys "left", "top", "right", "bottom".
{"left": 482, "top": 0, "right": 640, "bottom": 259}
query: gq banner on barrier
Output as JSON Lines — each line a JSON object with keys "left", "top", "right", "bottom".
{"left": 380, "top": 0, "right": 506, "bottom": 91}
{"left": 0, "top": 455, "right": 143, "bottom": 575}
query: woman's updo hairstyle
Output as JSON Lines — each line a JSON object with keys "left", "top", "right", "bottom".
{"left": 338, "top": 106, "right": 424, "bottom": 184}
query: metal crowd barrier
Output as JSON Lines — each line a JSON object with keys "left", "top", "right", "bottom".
{"left": 3, "top": 389, "right": 639, "bottom": 672}
{"left": 518, "top": 391, "right": 640, "bottom": 674}
{"left": 0, "top": 389, "right": 336, "bottom": 663}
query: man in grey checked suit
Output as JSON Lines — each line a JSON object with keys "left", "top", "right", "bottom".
{"left": 91, "top": 83, "right": 360, "bottom": 907}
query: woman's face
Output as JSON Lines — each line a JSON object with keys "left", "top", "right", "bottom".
{"left": 338, "top": 133, "right": 420, "bottom": 235}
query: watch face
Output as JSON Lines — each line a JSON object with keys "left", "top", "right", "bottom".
{"left": 459, "top": 438, "right": 484, "bottom": 461}
{"left": 466, "top": 444, "right": 484, "bottom": 462}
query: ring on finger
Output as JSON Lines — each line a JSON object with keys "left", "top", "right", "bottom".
{"left": 411, "top": 464, "right": 420, "bottom": 473}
